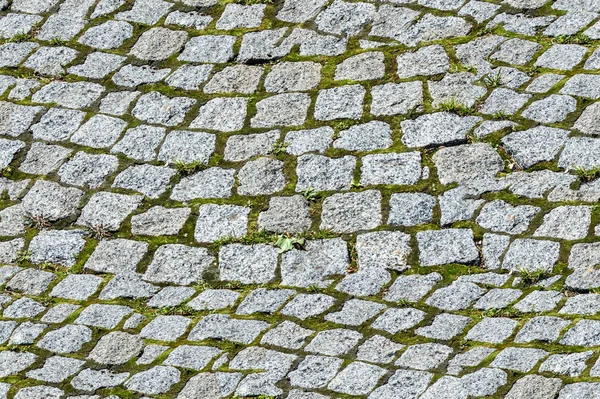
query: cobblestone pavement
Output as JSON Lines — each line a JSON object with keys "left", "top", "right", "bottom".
{"left": 3, "top": 0, "right": 600, "bottom": 398}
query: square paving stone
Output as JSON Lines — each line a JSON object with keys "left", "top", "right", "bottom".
{"left": 26, "top": 356, "right": 84, "bottom": 383}
{"left": 76, "top": 304, "right": 132, "bottom": 329}
{"left": 30, "top": 108, "right": 85, "bottom": 141}
{"left": 285, "top": 127, "right": 333, "bottom": 155}
{"left": 22, "top": 180, "right": 83, "bottom": 221}
{"left": 260, "top": 321, "right": 313, "bottom": 350}
{"left": 514, "top": 290, "right": 563, "bottom": 313}
{"left": 426, "top": 282, "right": 486, "bottom": 311}
{"left": 384, "top": 272, "right": 442, "bottom": 303}
{"left": 295, "top": 154, "right": 356, "bottom": 192}
{"left": 355, "top": 231, "right": 411, "bottom": 271}
{"left": 314, "top": 84, "right": 365, "bottom": 121}
{"left": 147, "top": 286, "right": 195, "bottom": 308}
{"left": 371, "top": 307, "right": 426, "bottom": 334}
{"left": 474, "top": 288, "right": 522, "bottom": 310}
{"left": 112, "top": 164, "right": 176, "bottom": 199}
{"left": 131, "top": 206, "right": 190, "bottom": 237}
{"left": 490, "top": 347, "right": 548, "bottom": 372}
{"left": 280, "top": 293, "right": 337, "bottom": 319}
{"left": 325, "top": 298, "right": 385, "bottom": 326}
{"left": 58, "top": 152, "right": 119, "bottom": 189}
{"left": 84, "top": 238, "right": 148, "bottom": 274}
{"left": 219, "top": 244, "right": 278, "bottom": 284}
{"left": 132, "top": 91, "right": 195, "bottom": 126}
{"left": 395, "top": 343, "right": 453, "bottom": 371}
{"left": 77, "top": 191, "right": 142, "bottom": 231}
{"left": 502, "top": 238, "right": 560, "bottom": 272}
{"left": 415, "top": 313, "right": 471, "bottom": 340}
{"left": 505, "top": 375, "right": 562, "bottom": 399}
{"left": 49, "top": 274, "right": 102, "bottom": 301}
{"left": 223, "top": 130, "right": 279, "bottom": 162}
{"left": 280, "top": 238, "right": 349, "bottom": 288}
{"left": 3, "top": 297, "right": 45, "bottom": 319}
{"left": 163, "top": 345, "right": 222, "bottom": 371}
{"left": 258, "top": 195, "right": 312, "bottom": 234}
{"left": 130, "top": 27, "right": 187, "bottom": 61}
{"left": 369, "top": 369, "right": 433, "bottom": 399}
{"left": 187, "top": 289, "right": 240, "bottom": 311}
{"left": 29, "top": 229, "right": 86, "bottom": 267}
{"left": 143, "top": 244, "right": 214, "bottom": 286}
{"left": 19, "top": 142, "right": 71, "bottom": 175}
{"left": 539, "top": 351, "right": 592, "bottom": 377}
{"left": 78, "top": 20, "right": 133, "bottom": 50}
{"left": 236, "top": 288, "right": 295, "bottom": 315}
{"left": 190, "top": 97, "right": 247, "bottom": 132}
{"left": 401, "top": 112, "right": 481, "bottom": 148}
{"left": 534, "top": 206, "right": 592, "bottom": 241}
{"left": 288, "top": 355, "right": 343, "bottom": 389}
{"left": 37, "top": 324, "right": 92, "bottom": 354}
{"left": 388, "top": 193, "right": 435, "bottom": 226}
{"left": 417, "top": 229, "right": 479, "bottom": 266}
{"left": 70, "top": 114, "right": 127, "bottom": 149}
{"left": 321, "top": 190, "right": 381, "bottom": 233}
{"left": 264, "top": 61, "right": 321, "bottom": 92}
{"left": 204, "top": 65, "right": 262, "bottom": 94}
{"left": 237, "top": 157, "right": 286, "bottom": 196}
{"left": 188, "top": 314, "right": 269, "bottom": 344}
{"left": 6, "top": 268, "right": 55, "bottom": 295}
{"left": 140, "top": 315, "right": 190, "bottom": 342}
{"left": 115, "top": 0, "right": 173, "bottom": 25}
{"left": 465, "top": 317, "right": 518, "bottom": 344}
{"left": 178, "top": 35, "right": 236, "bottom": 63}
{"left": 195, "top": 204, "right": 249, "bottom": 243}
{"left": 357, "top": 334, "right": 404, "bottom": 364}
{"left": 111, "top": 125, "right": 165, "bottom": 162}
{"left": 10, "top": 322, "right": 45, "bottom": 346}
{"left": 328, "top": 361, "right": 386, "bottom": 396}
{"left": 251, "top": 93, "right": 311, "bottom": 128}
{"left": 360, "top": 151, "right": 422, "bottom": 187}
{"left": 305, "top": 328, "right": 362, "bottom": 356}
{"left": 170, "top": 167, "right": 235, "bottom": 201}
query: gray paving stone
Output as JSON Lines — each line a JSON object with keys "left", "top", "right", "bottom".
{"left": 84, "top": 238, "right": 147, "bottom": 274}
{"left": 465, "top": 317, "right": 518, "bottom": 343}
{"left": 370, "top": 81, "right": 424, "bottom": 116}
{"left": 417, "top": 229, "right": 479, "bottom": 266}
{"left": 71, "top": 368, "right": 129, "bottom": 391}
{"left": 535, "top": 206, "right": 591, "bottom": 240}
{"left": 37, "top": 325, "right": 92, "bottom": 354}
{"left": 219, "top": 244, "right": 278, "bottom": 284}
{"left": 236, "top": 288, "right": 294, "bottom": 315}
{"left": 490, "top": 347, "right": 548, "bottom": 372}
{"left": 131, "top": 206, "right": 190, "bottom": 237}
{"left": 26, "top": 356, "right": 84, "bottom": 383}
{"left": 171, "top": 167, "right": 235, "bottom": 201}
{"left": 143, "top": 244, "right": 214, "bottom": 286}
{"left": 355, "top": 231, "right": 411, "bottom": 271}
{"left": 357, "top": 335, "right": 404, "bottom": 364}
{"left": 265, "top": 61, "right": 321, "bottom": 93}
{"left": 281, "top": 293, "right": 337, "bottom": 319}
{"left": 261, "top": 321, "right": 313, "bottom": 350}
{"left": 505, "top": 375, "right": 562, "bottom": 399}
{"left": 369, "top": 369, "right": 433, "bottom": 399}
{"left": 389, "top": 193, "right": 435, "bottom": 226}
{"left": 396, "top": 44, "right": 449, "bottom": 78}
{"left": 113, "top": 164, "right": 175, "bottom": 198}
{"left": 252, "top": 93, "right": 310, "bottom": 128}
{"left": 395, "top": 343, "right": 453, "bottom": 371}
{"left": 296, "top": 154, "right": 355, "bottom": 192}
{"left": 415, "top": 313, "right": 471, "bottom": 340}
{"left": 426, "top": 281, "right": 485, "bottom": 310}
{"left": 314, "top": 85, "right": 365, "bottom": 121}
{"left": 164, "top": 345, "right": 222, "bottom": 371}
{"left": 76, "top": 304, "right": 132, "bottom": 329}
{"left": 320, "top": 190, "right": 381, "bottom": 233}
{"left": 401, "top": 112, "right": 480, "bottom": 148}
{"left": 384, "top": 273, "right": 442, "bottom": 303}
{"left": 289, "top": 355, "right": 342, "bottom": 389}
{"left": 187, "top": 289, "right": 240, "bottom": 310}
{"left": 79, "top": 20, "right": 132, "bottom": 49}
{"left": 132, "top": 92, "right": 195, "bottom": 127}
{"left": 326, "top": 299, "right": 385, "bottom": 326}
{"left": 328, "top": 361, "right": 386, "bottom": 395}
{"left": 77, "top": 191, "right": 142, "bottom": 231}
{"left": 88, "top": 331, "right": 143, "bottom": 365}
{"left": 147, "top": 286, "right": 195, "bottom": 308}
{"left": 130, "top": 27, "right": 187, "bottom": 61}
{"left": 50, "top": 274, "right": 101, "bottom": 301}
{"left": 514, "top": 290, "right": 563, "bottom": 313}
{"left": 539, "top": 351, "right": 592, "bottom": 377}
{"left": 305, "top": 328, "right": 362, "bottom": 356}
{"left": 125, "top": 366, "right": 180, "bottom": 395}
{"left": 179, "top": 35, "right": 236, "bottom": 63}
{"left": 371, "top": 307, "right": 426, "bottom": 334}
{"left": 3, "top": 297, "right": 45, "bottom": 319}
{"left": 502, "top": 238, "right": 560, "bottom": 272}
{"left": 188, "top": 314, "right": 269, "bottom": 344}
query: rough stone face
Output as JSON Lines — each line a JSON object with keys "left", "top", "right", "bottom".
{"left": 401, "top": 112, "right": 481, "bottom": 148}
{"left": 417, "top": 229, "right": 479, "bottom": 266}
{"left": 143, "top": 244, "right": 214, "bottom": 285}
{"left": 314, "top": 85, "right": 365, "bottom": 120}
{"left": 219, "top": 244, "right": 279, "bottom": 284}
{"left": 320, "top": 190, "right": 381, "bottom": 233}
{"left": 88, "top": 332, "right": 143, "bottom": 365}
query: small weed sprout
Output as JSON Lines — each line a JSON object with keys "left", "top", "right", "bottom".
{"left": 574, "top": 166, "right": 600, "bottom": 183}
{"left": 24, "top": 214, "right": 51, "bottom": 230}
{"left": 518, "top": 267, "right": 547, "bottom": 286}
{"left": 481, "top": 72, "right": 502, "bottom": 88}
{"left": 351, "top": 178, "right": 363, "bottom": 189}
{"left": 300, "top": 187, "right": 320, "bottom": 201}
{"left": 16, "top": 250, "right": 31, "bottom": 264}
{"left": 86, "top": 224, "right": 111, "bottom": 240}
{"left": 436, "top": 97, "right": 473, "bottom": 116}
{"left": 271, "top": 141, "right": 290, "bottom": 155}
{"left": 174, "top": 160, "right": 203, "bottom": 176}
